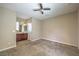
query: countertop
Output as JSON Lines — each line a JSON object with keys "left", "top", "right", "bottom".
{"left": 16, "top": 32, "right": 28, "bottom": 34}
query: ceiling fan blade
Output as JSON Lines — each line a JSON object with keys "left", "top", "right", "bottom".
{"left": 33, "top": 9, "right": 41, "bottom": 11}
{"left": 40, "top": 11, "right": 43, "bottom": 14}
{"left": 39, "top": 3, "right": 43, "bottom": 9}
{"left": 43, "top": 8, "right": 51, "bottom": 10}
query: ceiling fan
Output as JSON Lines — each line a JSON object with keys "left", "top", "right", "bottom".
{"left": 33, "top": 3, "right": 51, "bottom": 14}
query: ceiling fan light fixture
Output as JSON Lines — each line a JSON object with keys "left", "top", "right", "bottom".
{"left": 33, "top": 3, "right": 51, "bottom": 14}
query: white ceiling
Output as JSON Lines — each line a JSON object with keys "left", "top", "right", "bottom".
{"left": 0, "top": 3, "right": 79, "bottom": 20}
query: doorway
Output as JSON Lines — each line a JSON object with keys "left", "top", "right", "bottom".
{"left": 16, "top": 17, "right": 32, "bottom": 42}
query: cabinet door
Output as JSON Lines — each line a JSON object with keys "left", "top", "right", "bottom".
{"left": 16, "top": 34, "right": 21, "bottom": 41}
{"left": 16, "top": 33, "right": 28, "bottom": 42}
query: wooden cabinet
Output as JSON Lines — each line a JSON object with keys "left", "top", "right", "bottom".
{"left": 16, "top": 33, "right": 28, "bottom": 42}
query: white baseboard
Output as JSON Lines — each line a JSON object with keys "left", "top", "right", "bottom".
{"left": 30, "top": 39, "right": 38, "bottom": 41}
{"left": 42, "top": 38, "right": 77, "bottom": 48}
{"left": 0, "top": 45, "right": 16, "bottom": 52}
{"left": 30, "top": 38, "right": 41, "bottom": 41}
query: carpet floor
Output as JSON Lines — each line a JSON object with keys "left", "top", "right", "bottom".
{"left": 0, "top": 39, "right": 79, "bottom": 56}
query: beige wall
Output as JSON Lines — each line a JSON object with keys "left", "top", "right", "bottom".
{"left": 0, "top": 7, "right": 16, "bottom": 51}
{"left": 42, "top": 12, "right": 77, "bottom": 47}
{"left": 0, "top": 7, "right": 2, "bottom": 49}
{"left": 31, "top": 19, "right": 41, "bottom": 41}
